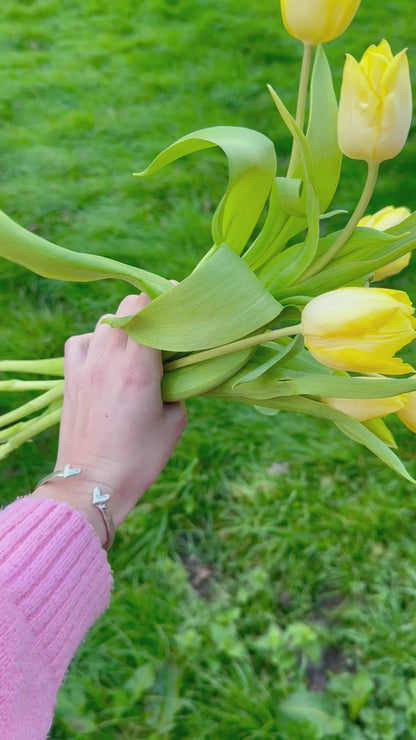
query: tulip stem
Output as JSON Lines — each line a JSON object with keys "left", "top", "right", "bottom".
{"left": 287, "top": 43, "right": 313, "bottom": 177}
{"left": 164, "top": 324, "right": 303, "bottom": 371}
{"left": 0, "top": 382, "right": 64, "bottom": 430}
{"left": 0, "top": 379, "right": 63, "bottom": 391}
{"left": 0, "top": 405, "right": 62, "bottom": 460}
{"left": 0, "top": 358, "right": 64, "bottom": 376}
{"left": 297, "top": 162, "right": 379, "bottom": 281}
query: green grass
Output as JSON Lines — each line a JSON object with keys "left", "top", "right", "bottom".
{"left": 1, "top": 0, "right": 416, "bottom": 737}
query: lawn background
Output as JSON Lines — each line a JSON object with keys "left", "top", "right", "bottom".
{"left": 1, "top": 0, "right": 416, "bottom": 737}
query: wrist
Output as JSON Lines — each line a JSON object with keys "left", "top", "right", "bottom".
{"left": 31, "top": 471, "right": 116, "bottom": 549}
{"left": 55, "top": 456, "right": 141, "bottom": 524}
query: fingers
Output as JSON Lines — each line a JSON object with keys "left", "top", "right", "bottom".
{"left": 121, "top": 294, "right": 164, "bottom": 384}
{"left": 87, "top": 293, "right": 149, "bottom": 357}
{"left": 65, "top": 294, "right": 165, "bottom": 402}
{"left": 115, "top": 292, "right": 150, "bottom": 317}
{"left": 64, "top": 333, "right": 93, "bottom": 376}
{"left": 87, "top": 312, "right": 127, "bottom": 355}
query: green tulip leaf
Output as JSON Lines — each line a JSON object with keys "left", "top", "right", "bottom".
{"left": 211, "top": 363, "right": 416, "bottom": 403}
{"left": 363, "top": 418, "right": 397, "bottom": 448}
{"left": 0, "top": 211, "right": 171, "bottom": 299}
{"left": 242, "top": 179, "right": 291, "bottom": 271}
{"left": 320, "top": 209, "right": 348, "bottom": 221}
{"left": 105, "top": 244, "right": 282, "bottom": 351}
{"left": 273, "top": 177, "right": 304, "bottom": 217}
{"left": 292, "top": 45, "right": 342, "bottom": 213}
{"left": 211, "top": 343, "right": 327, "bottom": 399}
{"left": 276, "top": 216, "right": 416, "bottom": 298}
{"left": 334, "top": 417, "right": 413, "bottom": 482}
{"left": 233, "top": 335, "right": 304, "bottom": 388}
{"left": 263, "top": 86, "right": 320, "bottom": 287}
{"left": 135, "top": 126, "right": 276, "bottom": 255}
{"left": 247, "top": 47, "right": 341, "bottom": 277}
{"left": 253, "top": 405, "right": 280, "bottom": 416}
{"left": 245, "top": 46, "right": 342, "bottom": 281}
{"left": 248, "top": 396, "right": 415, "bottom": 483}
{"left": 278, "top": 371, "right": 416, "bottom": 400}
{"left": 162, "top": 348, "right": 253, "bottom": 402}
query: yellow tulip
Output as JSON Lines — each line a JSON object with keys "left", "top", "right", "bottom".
{"left": 338, "top": 40, "right": 412, "bottom": 163}
{"left": 359, "top": 206, "right": 410, "bottom": 232}
{"left": 372, "top": 253, "right": 411, "bottom": 282}
{"left": 323, "top": 394, "right": 405, "bottom": 421}
{"left": 397, "top": 391, "right": 416, "bottom": 433}
{"left": 359, "top": 206, "right": 411, "bottom": 280}
{"left": 280, "top": 0, "right": 361, "bottom": 46}
{"left": 301, "top": 287, "right": 416, "bottom": 374}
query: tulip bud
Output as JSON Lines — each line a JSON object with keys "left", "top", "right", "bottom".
{"left": 359, "top": 206, "right": 410, "bottom": 232}
{"left": 323, "top": 394, "right": 405, "bottom": 421}
{"left": 338, "top": 40, "right": 412, "bottom": 163}
{"left": 397, "top": 391, "right": 416, "bottom": 433}
{"left": 372, "top": 253, "right": 411, "bottom": 282}
{"left": 359, "top": 206, "right": 411, "bottom": 281}
{"left": 280, "top": 0, "right": 361, "bottom": 46}
{"left": 301, "top": 287, "right": 416, "bottom": 374}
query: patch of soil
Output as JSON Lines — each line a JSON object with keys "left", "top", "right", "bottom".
{"left": 182, "top": 555, "right": 215, "bottom": 598}
{"left": 309, "top": 594, "right": 345, "bottom": 627}
{"left": 307, "top": 645, "right": 355, "bottom": 692}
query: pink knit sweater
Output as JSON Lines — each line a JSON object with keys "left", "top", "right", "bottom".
{"left": 0, "top": 496, "right": 113, "bottom": 739}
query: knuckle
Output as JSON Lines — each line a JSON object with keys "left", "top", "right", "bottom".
{"left": 87, "top": 360, "right": 107, "bottom": 385}
{"left": 64, "top": 335, "right": 80, "bottom": 354}
{"left": 123, "top": 361, "right": 154, "bottom": 389}
{"left": 95, "top": 314, "right": 112, "bottom": 331}
{"left": 117, "top": 293, "right": 149, "bottom": 316}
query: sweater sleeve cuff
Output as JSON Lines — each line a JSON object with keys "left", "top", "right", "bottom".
{"left": 0, "top": 496, "right": 113, "bottom": 682}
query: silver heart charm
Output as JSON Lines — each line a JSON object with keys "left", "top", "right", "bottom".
{"left": 63, "top": 464, "right": 82, "bottom": 478}
{"left": 93, "top": 487, "right": 110, "bottom": 506}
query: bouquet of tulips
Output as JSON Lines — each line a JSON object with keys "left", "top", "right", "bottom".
{"left": 1, "top": 0, "right": 416, "bottom": 482}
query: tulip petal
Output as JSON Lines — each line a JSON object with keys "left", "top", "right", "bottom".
{"left": 302, "top": 287, "right": 406, "bottom": 337}
{"left": 397, "top": 391, "right": 416, "bottom": 433}
{"left": 281, "top": 0, "right": 327, "bottom": 45}
{"left": 324, "top": 395, "right": 405, "bottom": 421}
{"left": 373, "top": 253, "right": 411, "bottom": 281}
{"left": 359, "top": 205, "right": 411, "bottom": 230}
{"left": 375, "top": 53, "right": 413, "bottom": 161}
{"left": 321, "top": 0, "right": 362, "bottom": 43}
{"left": 364, "top": 50, "right": 390, "bottom": 90}
{"left": 338, "top": 56, "right": 380, "bottom": 161}
{"left": 364, "top": 418, "right": 397, "bottom": 448}
{"left": 307, "top": 345, "right": 414, "bottom": 375}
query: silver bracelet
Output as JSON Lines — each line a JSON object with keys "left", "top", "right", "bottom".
{"left": 37, "top": 463, "right": 82, "bottom": 486}
{"left": 36, "top": 464, "right": 115, "bottom": 550}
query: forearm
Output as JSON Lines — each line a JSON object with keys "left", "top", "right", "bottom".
{"left": 0, "top": 496, "right": 112, "bottom": 739}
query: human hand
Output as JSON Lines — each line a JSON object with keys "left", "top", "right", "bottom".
{"left": 32, "top": 294, "right": 187, "bottom": 544}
